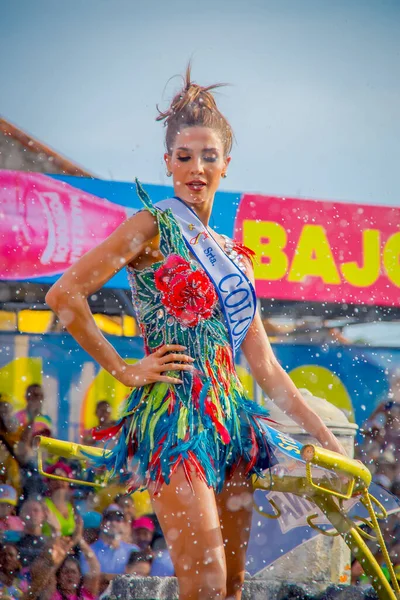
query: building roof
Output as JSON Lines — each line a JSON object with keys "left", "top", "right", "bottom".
{"left": 0, "top": 116, "right": 95, "bottom": 177}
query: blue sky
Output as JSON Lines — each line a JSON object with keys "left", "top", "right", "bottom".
{"left": 1, "top": 0, "right": 400, "bottom": 206}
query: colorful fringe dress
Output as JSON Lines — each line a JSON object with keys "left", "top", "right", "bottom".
{"left": 95, "top": 183, "right": 275, "bottom": 495}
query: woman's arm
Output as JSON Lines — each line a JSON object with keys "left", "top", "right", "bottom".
{"left": 15, "top": 421, "right": 36, "bottom": 465}
{"left": 70, "top": 515, "right": 100, "bottom": 597}
{"left": 45, "top": 210, "right": 194, "bottom": 387}
{"left": 45, "top": 210, "right": 156, "bottom": 381}
{"left": 79, "top": 539, "right": 100, "bottom": 597}
{"left": 241, "top": 264, "right": 346, "bottom": 455}
{"left": 26, "top": 537, "right": 73, "bottom": 600}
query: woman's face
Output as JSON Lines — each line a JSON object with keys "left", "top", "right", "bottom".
{"left": 165, "top": 126, "right": 230, "bottom": 209}
{"left": 20, "top": 500, "right": 45, "bottom": 528}
{"left": 117, "top": 496, "right": 135, "bottom": 521}
{"left": 0, "top": 544, "right": 20, "bottom": 573}
{"left": 0, "top": 503, "right": 13, "bottom": 519}
{"left": 58, "top": 559, "right": 81, "bottom": 590}
{"left": 48, "top": 468, "right": 70, "bottom": 492}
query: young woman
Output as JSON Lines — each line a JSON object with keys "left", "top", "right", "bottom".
{"left": 0, "top": 542, "right": 29, "bottom": 599}
{"left": 42, "top": 462, "right": 76, "bottom": 537}
{"left": 50, "top": 555, "right": 99, "bottom": 600}
{"left": 46, "top": 65, "right": 345, "bottom": 600}
{"left": 40, "top": 516, "right": 101, "bottom": 600}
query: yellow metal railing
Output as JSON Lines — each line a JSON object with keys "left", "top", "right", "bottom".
{"left": 36, "top": 436, "right": 399, "bottom": 600}
{"left": 253, "top": 444, "right": 399, "bottom": 600}
{"left": 36, "top": 436, "right": 107, "bottom": 488}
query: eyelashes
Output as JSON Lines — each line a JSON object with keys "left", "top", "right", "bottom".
{"left": 177, "top": 156, "right": 217, "bottom": 163}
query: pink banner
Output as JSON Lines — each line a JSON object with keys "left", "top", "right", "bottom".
{"left": 0, "top": 170, "right": 131, "bottom": 280}
{"left": 234, "top": 194, "right": 400, "bottom": 306}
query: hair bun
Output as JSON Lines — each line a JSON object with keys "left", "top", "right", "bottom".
{"left": 156, "top": 63, "right": 233, "bottom": 156}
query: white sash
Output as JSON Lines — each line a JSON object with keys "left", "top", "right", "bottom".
{"left": 156, "top": 197, "right": 257, "bottom": 355}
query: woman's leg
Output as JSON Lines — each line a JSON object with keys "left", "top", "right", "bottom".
{"left": 216, "top": 464, "right": 254, "bottom": 600}
{"left": 149, "top": 465, "right": 227, "bottom": 600}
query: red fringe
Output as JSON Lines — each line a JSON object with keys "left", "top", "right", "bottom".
{"left": 192, "top": 374, "right": 203, "bottom": 410}
{"left": 227, "top": 455, "right": 243, "bottom": 481}
{"left": 167, "top": 390, "right": 176, "bottom": 415}
{"left": 232, "top": 242, "right": 256, "bottom": 265}
{"left": 187, "top": 450, "right": 208, "bottom": 484}
{"left": 204, "top": 397, "right": 231, "bottom": 444}
{"left": 91, "top": 420, "right": 124, "bottom": 441}
{"left": 152, "top": 469, "right": 164, "bottom": 497}
{"left": 149, "top": 434, "right": 167, "bottom": 468}
{"left": 169, "top": 455, "right": 183, "bottom": 479}
{"left": 206, "top": 347, "right": 234, "bottom": 401}
{"left": 182, "top": 460, "right": 194, "bottom": 494}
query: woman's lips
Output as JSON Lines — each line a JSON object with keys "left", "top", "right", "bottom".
{"left": 186, "top": 182, "right": 206, "bottom": 192}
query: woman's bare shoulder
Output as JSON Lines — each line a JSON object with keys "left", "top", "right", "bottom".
{"left": 46, "top": 209, "right": 160, "bottom": 300}
{"left": 79, "top": 207, "right": 160, "bottom": 268}
{"left": 124, "top": 207, "right": 160, "bottom": 241}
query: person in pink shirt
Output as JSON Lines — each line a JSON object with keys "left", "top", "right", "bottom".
{"left": 0, "top": 484, "right": 24, "bottom": 535}
{"left": 51, "top": 556, "right": 97, "bottom": 600}
{"left": 47, "top": 517, "right": 101, "bottom": 600}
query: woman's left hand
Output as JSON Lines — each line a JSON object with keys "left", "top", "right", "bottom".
{"left": 44, "top": 505, "right": 62, "bottom": 537}
{"left": 317, "top": 429, "right": 347, "bottom": 456}
{"left": 47, "top": 537, "right": 74, "bottom": 567}
{"left": 71, "top": 514, "right": 84, "bottom": 546}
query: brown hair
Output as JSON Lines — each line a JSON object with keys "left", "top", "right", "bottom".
{"left": 156, "top": 64, "right": 233, "bottom": 157}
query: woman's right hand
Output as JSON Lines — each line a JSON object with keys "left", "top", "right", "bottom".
{"left": 44, "top": 505, "right": 62, "bottom": 538}
{"left": 45, "top": 537, "right": 73, "bottom": 567}
{"left": 119, "top": 344, "right": 195, "bottom": 387}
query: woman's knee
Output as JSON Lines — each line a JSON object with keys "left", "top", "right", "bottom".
{"left": 176, "top": 555, "right": 227, "bottom": 599}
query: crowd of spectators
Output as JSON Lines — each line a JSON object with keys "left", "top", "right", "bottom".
{"left": 2, "top": 377, "right": 400, "bottom": 597}
{"left": 0, "top": 385, "right": 174, "bottom": 600}
{"left": 352, "top": 371, "right": 400, "bottom": 587}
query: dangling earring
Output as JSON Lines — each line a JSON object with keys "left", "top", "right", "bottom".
{"left": 166, "top": 170, "right": 172, "bottom": 177}
{"left": 222, "top": 172, "right": 227, "bottom": 178}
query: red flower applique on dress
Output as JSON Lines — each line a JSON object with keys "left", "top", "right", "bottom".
{"left": 154, "top": 254, "right": 217, "bottom": 327}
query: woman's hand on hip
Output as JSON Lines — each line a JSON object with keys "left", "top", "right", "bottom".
{"left": 119, "top": 344, "right": 195, "bottom": 387}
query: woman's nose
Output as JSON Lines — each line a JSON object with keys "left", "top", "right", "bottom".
{"left": 190, "top": 157, "right": 204, "bottom": 174}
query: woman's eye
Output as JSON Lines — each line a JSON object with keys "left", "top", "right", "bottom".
{"left": 177, "top": 155, "right": 217, "bottom": 163}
